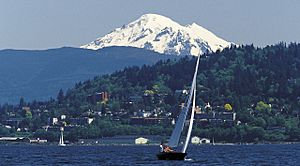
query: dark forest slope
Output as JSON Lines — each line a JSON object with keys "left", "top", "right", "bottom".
{"left": 0, "top": 46, "right": 176, "bottom": 103}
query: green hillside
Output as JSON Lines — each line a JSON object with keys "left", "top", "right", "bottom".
{"left": 1, "top": 43, "right": 300, "bottom": 143}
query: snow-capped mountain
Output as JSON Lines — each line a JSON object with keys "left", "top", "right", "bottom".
{"left": 81, "top": 14, "right": 233, "bottom": 56}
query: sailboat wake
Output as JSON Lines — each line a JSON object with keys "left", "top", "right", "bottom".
{"left": 184, "top": 158, "right": 193, "bottom": 161}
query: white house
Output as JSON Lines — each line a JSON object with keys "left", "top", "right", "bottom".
{"left": 135, "top": 137, "right": 149, "bottom": 144}
{"left": 87, "top": 118, "right": 94, "bottom": 124}
{"left": 191, "top": 137, "right": 211, "bottom": 144}
{"left": 61, "top": 115, "right": 66, "bottom": 120}
{"left": 191, "top": 136, "right": 200, "bottom": 144}
{"left": 200, "top": 138, "right": 211, "bottom": 144}
{"left": 52, "top": 118, "right": 58, "bottom": 125}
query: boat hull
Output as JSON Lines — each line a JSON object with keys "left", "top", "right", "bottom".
{"left": 156, "top": 152, "right": 187, "bottom": 160}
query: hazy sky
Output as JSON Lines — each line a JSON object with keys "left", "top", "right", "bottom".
{"left": 1, "top": 0, "right": 300, "bottom": 50}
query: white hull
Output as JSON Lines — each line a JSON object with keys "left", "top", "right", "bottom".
{"left": 58, "top": 143, "right": 66, "bottom": 147}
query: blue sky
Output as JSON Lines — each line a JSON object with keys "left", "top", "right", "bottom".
{"left": 1, "top": 0, "right": 300, "bottom": 50}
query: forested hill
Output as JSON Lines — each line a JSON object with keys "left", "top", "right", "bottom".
{"left": 64, "top": 43, "right": 300, "bottom": 115}
{"left": 2, "top": 43, "right": 300, "bottom": 142}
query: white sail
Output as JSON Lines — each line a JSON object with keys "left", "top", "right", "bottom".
{"left": 182, "top": 87, "right": 196, "bottom": 153}
{"left": 59, "top": 127, "right": 66, "bottom": 146}
{"left": 167, "top": 55, "right": 200, "bottom": 148}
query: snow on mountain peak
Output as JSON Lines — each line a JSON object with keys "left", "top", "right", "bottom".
{"left": 81, "top": 13, "right": 233, "bottom": 56}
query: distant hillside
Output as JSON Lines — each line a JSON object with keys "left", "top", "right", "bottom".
{"left": 0, "top": 46, "right": 176, "bottom": 103}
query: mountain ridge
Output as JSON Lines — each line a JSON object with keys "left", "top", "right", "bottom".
{"left": 0, "top": 46, "right": 177, "bottom": 103}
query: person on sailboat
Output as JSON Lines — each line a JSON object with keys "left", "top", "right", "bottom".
{"left": 159, "top": 142, "right": 164, "bottom": 152}
{"left": 164, "top": 146, "right": 174, "bottom": 153}
{"left": 160, "top": 142, "right": 174, "bottom": 153}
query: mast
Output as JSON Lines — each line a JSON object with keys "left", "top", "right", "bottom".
{"left": 182, "top": 86, "right": 196, "bottom": 153}
{"left": 167, "top": 55, "right": 200, "bottom": 148}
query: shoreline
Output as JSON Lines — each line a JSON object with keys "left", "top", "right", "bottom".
{"left": 1, "top": 141, "right": 299, "bottom": 146}
{"left": 1, "top": 134, "right": 299, "bottom": 146}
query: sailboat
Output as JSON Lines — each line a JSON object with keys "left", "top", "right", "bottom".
{"left": 58, "top": 127, "right": 66, "bottom": 147}
{"left": 157, "top": 55, "right": 200, "bottom": 160}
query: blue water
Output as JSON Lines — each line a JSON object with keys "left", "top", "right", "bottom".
{"left": 0, "top": 144, "right": 300, "bottom": 165}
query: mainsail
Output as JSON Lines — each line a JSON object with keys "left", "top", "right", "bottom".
{"left": 182, "top": 86, "right": 196, "bottom": 153}
{"left": 167, "top": 55, "right": 200, "bottom": 148}
{"left": 59, "top": 127, "right": 65, "bottom": 146}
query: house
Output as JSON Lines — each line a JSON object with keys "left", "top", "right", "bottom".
{"left": 194, "top": 111, "right": 236, "bottom": 126}
{"left": 30, "top": 138, "right": 47, "bottom": 144}
{"left": 61, "top": 115, "right": 66, "bottom": 120}
{"left": 191, "top": 137, "right": 211, "bottom": 144}
{"left": 175, "top": 89, "right": 189, "bottom": 95}
{"left": 22, "top": 106, "right": 30, "bottom": 111}
{"left": 44, "top": 126, "right": 60, "bottom": 132}
{"left": 191, "top": 136, "right": 200, "bottom": 144}
{"left": 87, "top": 92, "right": 109, "bottom": 104}
{"left": 199, "top": 138, "right": 211, "bottom": 144}
{"left": 87, "top": 118, "right": 94, "bottom": 124}
{"left": 215, "top": 112, "right": 236, "bottom": 121}
{"left": 135, "top": 137, "right": 149, "bottom": 144}
{"left": 48, "top": 118, "right": 59, "bottom": 125}
{"left": 69, "top": 117, "right": 94, "bottom": 126}
{"left": 195, "top": 112, "right": 214, "bottom": 121}
{"left": 130, "top": 117, "right": 172, "bottom": 125}
{"left": 129, "top": 95, "right": 143, "bottom": 103}
{"left": 1, "top": 118, "right": 24, "bottom": 128}
{"left": 134, "top": 110, "right": 152, "bottom": 118}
